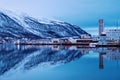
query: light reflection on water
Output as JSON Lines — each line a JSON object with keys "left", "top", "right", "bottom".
{"left": 0, "top": 44, "right": 120, "bottom": 80}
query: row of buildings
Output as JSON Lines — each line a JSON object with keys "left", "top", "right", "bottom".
{"left": 92, "top": 19, "right": 120, "bottom": 46}
{"left": 51, "top": 19, "right": 120, "bottom": 46}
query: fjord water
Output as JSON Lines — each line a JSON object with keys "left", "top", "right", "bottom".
{"left": 0, "top": 44, "right": 120, "bottom": 80}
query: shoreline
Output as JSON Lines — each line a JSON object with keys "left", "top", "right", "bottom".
{"left": 1, "top": 43, "right": 120, "bottom": 47}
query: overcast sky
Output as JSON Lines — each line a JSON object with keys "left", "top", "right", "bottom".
{"left": 0, "top": 0, "right": 120, "bottom": 32}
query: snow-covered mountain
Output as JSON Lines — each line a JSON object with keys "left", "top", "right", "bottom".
{"left": 0, "top": 10, "right": 90, "bottom": 38}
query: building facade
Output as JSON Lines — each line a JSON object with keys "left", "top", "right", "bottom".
{"left": 98, "top": 33, "right": 107, "bottom": 45}
{"left": 106, "top": 29, "right": 120, "bottom": 41}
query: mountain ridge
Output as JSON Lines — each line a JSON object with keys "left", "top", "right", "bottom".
{"left": 0, "top": 10, "right": 90, "bottom": 39}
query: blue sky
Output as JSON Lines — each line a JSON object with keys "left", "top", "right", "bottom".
{"left": 0, "top": 0, "right": 120, "bottom": 34}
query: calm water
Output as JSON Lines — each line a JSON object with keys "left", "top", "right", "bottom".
{"left": 0, "top": 44, "right": 120, "bottom": 80}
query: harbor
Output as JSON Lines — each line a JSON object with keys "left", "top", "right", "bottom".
{"left": 1, "top": 19, "right": 120, "bottom": 48}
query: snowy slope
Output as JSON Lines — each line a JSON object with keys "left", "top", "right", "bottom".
{"left": 0, "top": 10, "right": 90, "bottom": 38}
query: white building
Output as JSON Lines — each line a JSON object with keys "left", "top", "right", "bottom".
{"left": 51, "top": 38, "right": 61, "bottom": 44}
{"left": 81, "top": 34, "right": 91, "bottom": 39}
{"left": 92, "top": 35, "right": 99, "bottom": 41}
{"left": 51, "top": 38, "right": 70, "bottom": 44}
{"left": 98, "top": 32, "right": 107, "bottom": 45}
{"left": 106, "top": 29, "right": 120, "bottom": 40}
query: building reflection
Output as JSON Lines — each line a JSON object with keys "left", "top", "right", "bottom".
{"left": 98, "top": 47, "right": 120, "bottom": 69}
{"left": 50, "top": 45, "right": 120, "bottom": 69}
{"left": 99, "top": 52, "right": 106, "bottom": 69}
{"left": 51, "top": 45, "right": 90, "bottom": 55}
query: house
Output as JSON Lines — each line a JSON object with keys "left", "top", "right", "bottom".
{"left": 51, "top": 38, "right": 60, "bottom": 44}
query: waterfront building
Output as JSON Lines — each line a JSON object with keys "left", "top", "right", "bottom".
{"left": 51, "top": 38, "right": 69, "bottom": 44}
{"left": 106, "top": 29, "right": 120, "bottom": 41}
{"left": 92, "top": 35, "right": 99, "bottom": 41}
{"left": 81, "top": 34, "right": 91, "bottom": 39}
{"left": 99, "top": 19, "right": 104, "bottom": 36}
{"left": 92, "top": 32, "right": 107, "bottom": 45}
{"left": 98, "top": 32, "right": 107, "bottom": 45}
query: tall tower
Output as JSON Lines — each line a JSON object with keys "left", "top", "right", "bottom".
{"left": 99, "top": 19, "right": 104, "bottom": 35}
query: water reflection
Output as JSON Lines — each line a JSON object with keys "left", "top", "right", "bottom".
{"left": 98, "top": 47, "right": 120, "bottom": 69}
{"left": 0, "top": 44, "right": 120, "bottom": 77}
{"left": 0, "top": 44, "right": 85, "bottom": 76}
